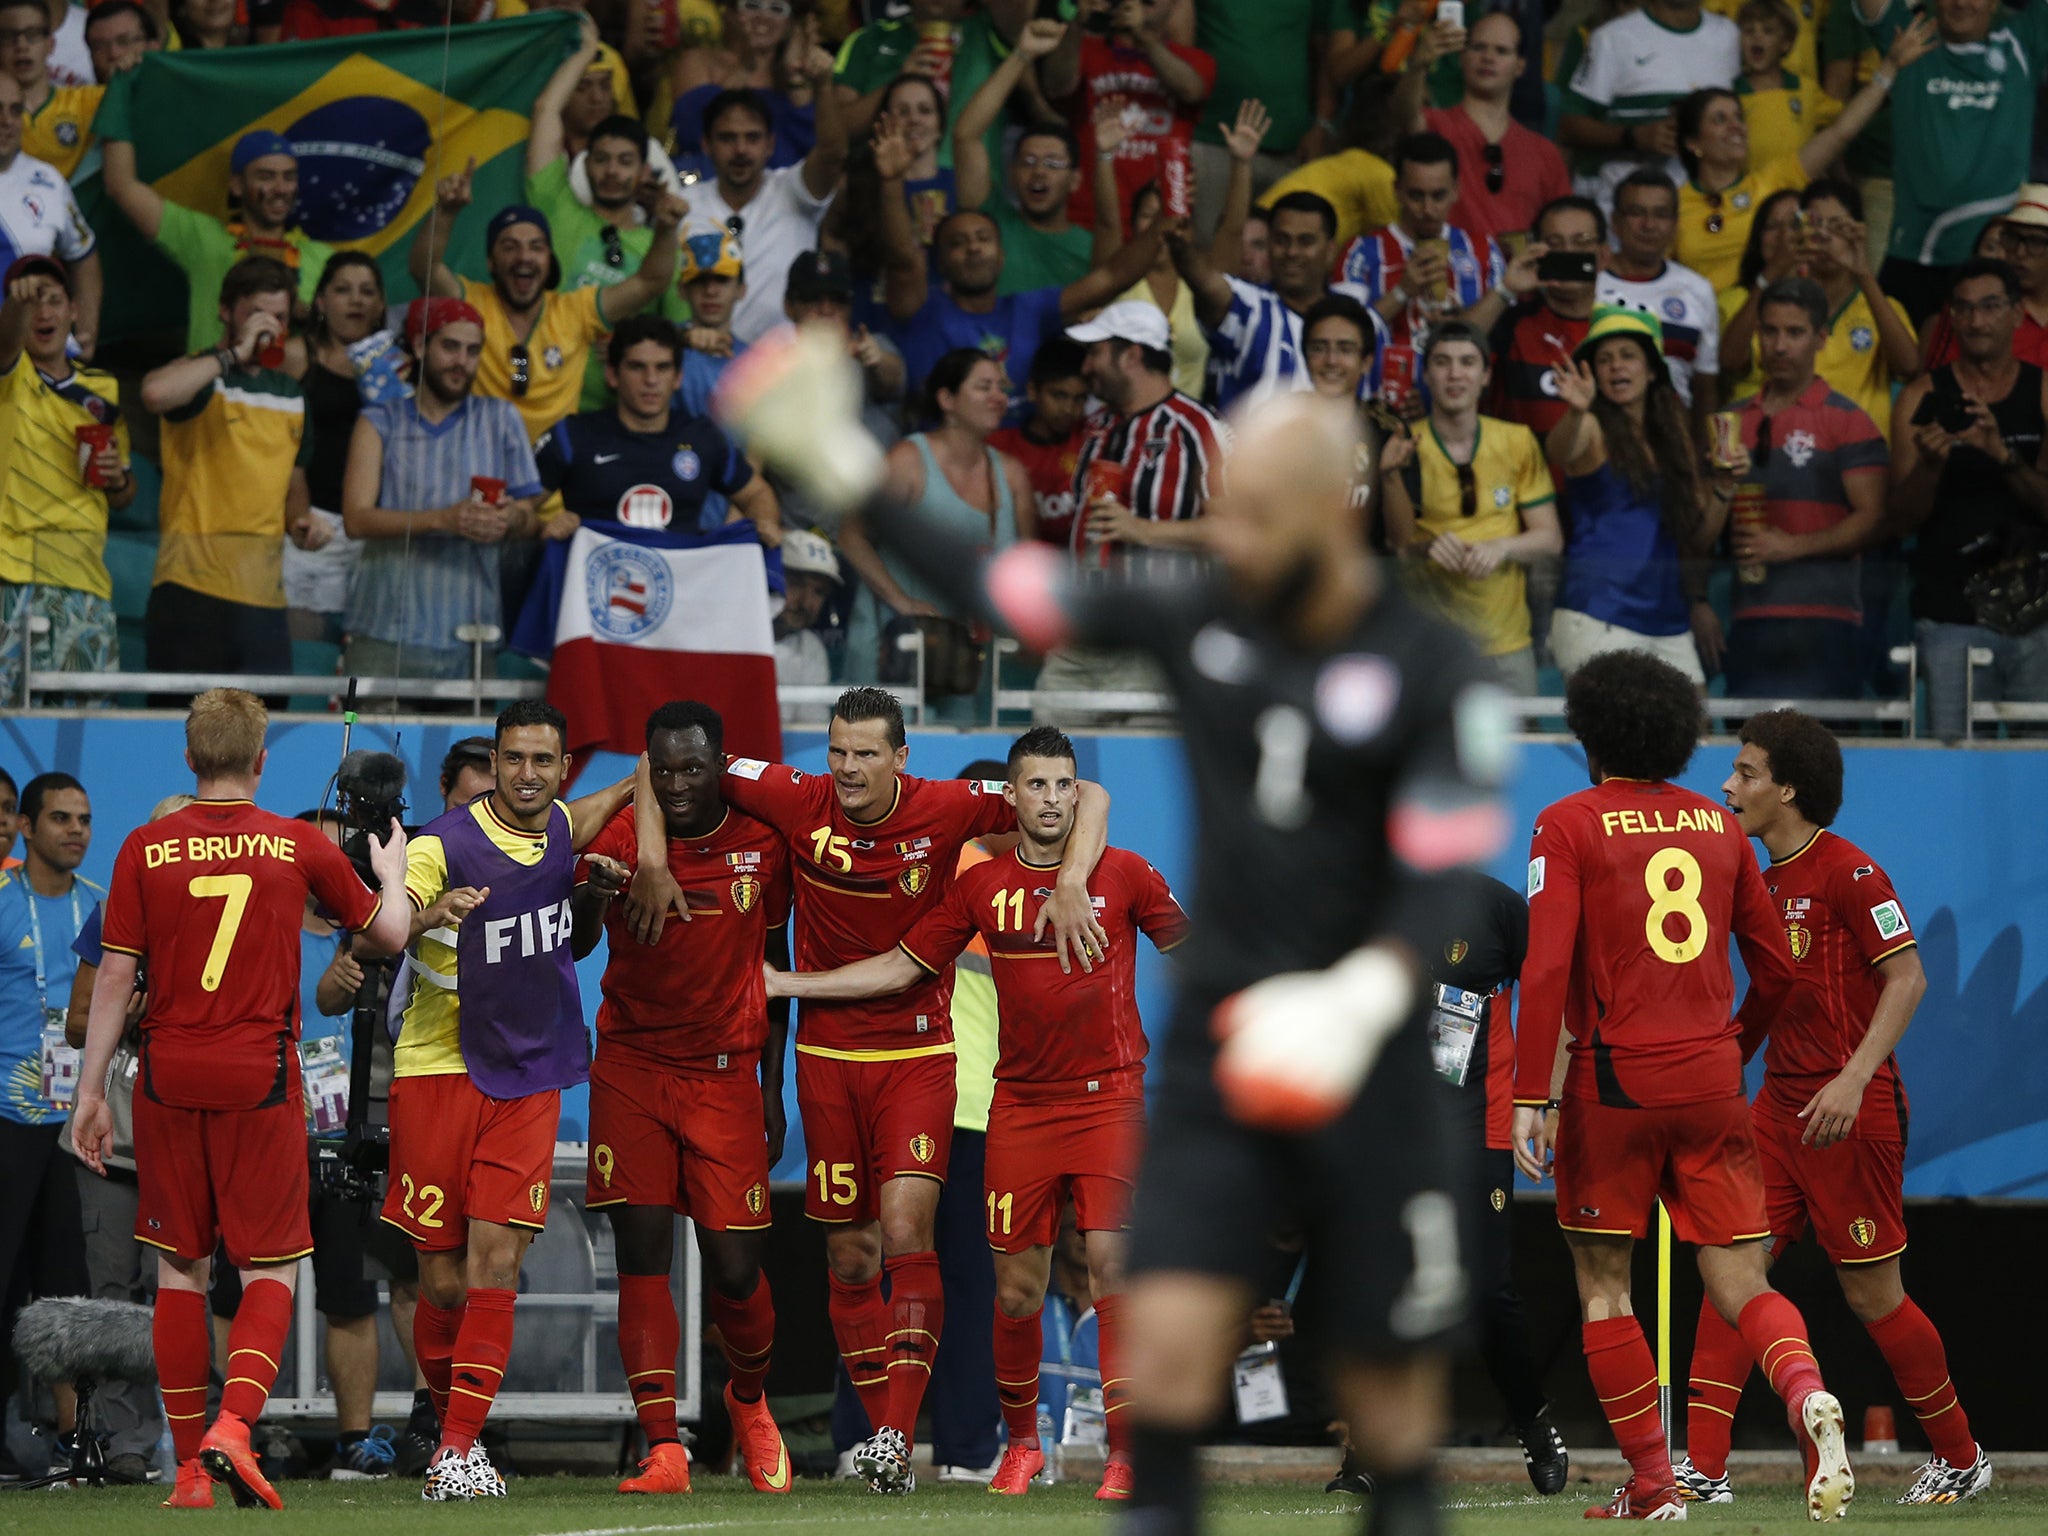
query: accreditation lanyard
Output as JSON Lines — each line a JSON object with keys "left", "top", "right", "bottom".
{"left": 23, "top": 885, "right": 85, "bottom": 1014}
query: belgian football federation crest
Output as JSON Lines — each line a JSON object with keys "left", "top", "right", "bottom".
{"left": 899, "top": 863, "right": 930, "bottom": 896}
{"left": 746, "top": 1183, "right": 767, "bottom": 1217}
{"left": 529, "top": 1182, "right": 548, "bottom": 1213}
{"left": 909, "top": 1133, "right": 936, "bottom": 1165}
{"left": 731, "top": 873, "right": 760, "bottom": 914}
{"left": 1787, "top": 924, "right": 1811, "bottom": 961}
{"left": 1445, "top": 938, "right": 1469, "bottom": 966}
{"left": 1848, "top": 1216, "right": 1877, "bottom": 1249}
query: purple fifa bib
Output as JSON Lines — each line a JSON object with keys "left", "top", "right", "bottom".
{"left": 436, "top": 800, "right": 590, "bottom": 1098}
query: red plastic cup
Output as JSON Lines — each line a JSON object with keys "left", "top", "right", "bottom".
{"left": 1380, "top": 343, "right": 1417, "bottom": 412}
{"left": 74, "top": 422, "right": 114, "bottom": 487}
{"left": 1083, "top": 458, "right": 1131, "bottom": 567}
{"left": 257, "top": 341, "right": 287, "bottom": 370}
{"left": 470, "top": 475, "right": 507, "bottom": 506}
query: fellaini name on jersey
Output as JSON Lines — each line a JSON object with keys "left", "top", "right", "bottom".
{"left": 1598, "top": 806, "right": 1725, "bottom": 838}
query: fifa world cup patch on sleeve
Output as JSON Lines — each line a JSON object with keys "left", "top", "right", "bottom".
{"left": 1869, "top": 900, "right": 1909, "bottom": 939}
{"left": 969, "top": 779, "right": 1006, "bottom": 796}
{"left": 1527, "top": 856, "right": 1546, "bottom": 898}
{"left": 727, "top": 758, "right": 770, "bottom": 780}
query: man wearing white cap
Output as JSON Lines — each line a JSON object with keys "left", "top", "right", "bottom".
{"left": 1035, "top": 301, "right": 1224, "bottom": 720}
{"left": 774, "top": 528, "right": 840, "bottom": 723}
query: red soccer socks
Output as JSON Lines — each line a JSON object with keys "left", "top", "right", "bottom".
{"left": 153, "top": 1286, "right": 211, "bottom": 1464}
{"left": 992, "top": 1305, "right": 1043, "bottom": 1446}
{"left": 414, "top": 1296, "right": 464, "bottom": 1424}
{"left": 707, "top": 1274, "right": 776, "bottom": 1403}
{"left": 827, "top": 1271, "right": 892, "bottom": 1432}
{"left": 882, "top": 1251, "right": 944, "bottom": 1440}
{"left": 619, "top": 1272, "right": 682, "bottom": 1446}
{"left": 218, "top": 1277, "right": 293, "bottom": 1426}
{"left": 1583, "top": 1316, "right": 1674, "bottom": 1493}
{"left": 437, "top": 1287, "right": 515, "bottom": 1458}
{"left": 1685, "top": 1295, "right": 1750, "bottom": 1479}
{"left": 1866, "top": 1297, "right": 1976, "bottom": 1469}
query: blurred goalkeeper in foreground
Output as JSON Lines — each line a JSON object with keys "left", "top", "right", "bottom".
{"left": 717, "top": 330, "right": 1515, "bottom": 1536}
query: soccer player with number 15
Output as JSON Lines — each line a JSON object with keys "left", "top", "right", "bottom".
{"left": 1513, "top": 653, "right": 1853, "bottom": 1522}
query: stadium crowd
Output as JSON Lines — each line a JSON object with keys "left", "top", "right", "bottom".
{"left": 2, "top": 0, "right": 2048, "bottom": 732}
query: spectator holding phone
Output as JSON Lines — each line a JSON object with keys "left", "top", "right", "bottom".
{"left": 1888, "top": 258, "right": 2048, "bottom": 739}
{"left": 1482, "top": 196, "right": 1604, "bottom": 443}
{"left": 339, "top": 298, "right": 544, "bottom": 683}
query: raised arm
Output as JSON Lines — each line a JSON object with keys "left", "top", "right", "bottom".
{"left": 141, "top": 301, "right": 279, "bottom": 414}
{"left": 599, "top": 190, "right": 688, "bottom": 324}
{"left": 1058, "top": 214, "right": 1169, "bottom": 320}
{"left": 1166, "top": 217, "right": 1233, "bottom": 329}
{"left": 410, "top": 156, "right": 474, "bottom": 302}
{"left": 956, "top": 20, "right": 1068, "bottom": 212}
{"left": 70, "top": 251, "right": 104, "bottom": 362}
{"left": 874, "top": 115, "right": 932, "bottom": 321}
{"left": 1542, "top": 354, "right": 1607, "bottom": 476}
{"left": 0, "top": 277, "right": 29, "bottom": 374}
{"left": 1795, "top": 17, "right": 1934, "bottom": 179}
{"left": 801, "top": 41, "right": 851, "bottom": 200}
{"left": 527, "top": 14, "right": 603, "bottom": 178}
{"left": 1207, "top": 98, "right": 1269, "bottom": 290}
{"left": 100, "top": 136, "right": 166, "bottom": 243}
{"left": 567, "top": 768, "right": 640, "bottom": 852}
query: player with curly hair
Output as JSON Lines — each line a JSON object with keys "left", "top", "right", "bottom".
{"left": 1513, "top": 652, "right": 1856, "bottom": 1522}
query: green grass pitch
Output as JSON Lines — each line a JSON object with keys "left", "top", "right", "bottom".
{"left": 2, "top": 1476, "right": 2043, "bottom": 1534}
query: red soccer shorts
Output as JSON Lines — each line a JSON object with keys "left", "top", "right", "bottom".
{"left": 1554, "top": 1094, "right": 1770, "bottom": 1247}
{"left": 984, "top": 1094, "right": 1144, "bottom": 1254}
{"left": 585, "top": 1051, "right": 772, "bottom": 1230}
{"left": 1753, "top": 1106, "right": 1908, "bottom": 1265}
{"left": 382, "top": 1073, "right": 560, "bottom": 1251}
{"left": 134, "top": 1092, "right": 312, "bottom": 1267}
{"left": 795, "top": 1049, "right": 955, "bottom": 1223}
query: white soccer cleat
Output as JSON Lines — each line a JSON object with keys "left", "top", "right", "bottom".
{"left": 1672, "top": 1454, "right": 1733, "bottom": 1504}
{"left": 419, "top": 1447, "right": 472, "bottom": 1502}
{"left": 463, "top": 1443, "right": 506, "bottom": 1498}
{"left": 712, "top": 322, "right": 884, "bottom": 516}
{"left": 851, "top": 1426, "right": 914, "bottom": 1495}
{"left": 1211, "top": 945, "right": 1414, "bottom": 1131}
{"left": 1799, "top": 1391, "right": 1854, "bottom": 1521}
{"left": 1897, "top": 1445, "right": 1992, "bottom": 1505}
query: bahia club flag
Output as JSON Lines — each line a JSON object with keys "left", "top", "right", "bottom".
{"left": 82, "top": 13, "right": 579, "bottom": 339}
{"left": 514, "top": 522, "right": 784, "bottom": 770}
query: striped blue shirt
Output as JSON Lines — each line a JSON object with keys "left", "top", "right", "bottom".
{"left": 1205, "top": 276, "right": 1387, "bottom": 412}
{"left": 346, "top": 394, "right": 542, "bottom": 651}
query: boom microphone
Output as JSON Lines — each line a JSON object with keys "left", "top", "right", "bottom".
{"left": 11, "top": 1297, "right": 157, "bottom": 1385}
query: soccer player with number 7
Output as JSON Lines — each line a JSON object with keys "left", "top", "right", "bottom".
{"left": 71, "top": 689, "right": 413, "bottom": 1512}
{"left": 1512, "top": 652, "right": 1853, "bottom": 1523}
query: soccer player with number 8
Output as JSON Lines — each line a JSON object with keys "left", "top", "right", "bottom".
{"left": 72, "top": 689, "right": 413, "bottom": 1511}
{"left": 1512, "top": 652, "right": 1854, "bottom": 1523}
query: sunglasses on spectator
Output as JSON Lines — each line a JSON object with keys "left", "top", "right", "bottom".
{"left": 1455, "top": 460, "right": 1478, "bottom": 517}
{"left": 1482, "top": 143, "right": 1504, "bottom": 196}
{"left": 2002, "top": 227, "right": 2048, "bottom": 256}
{"left": 737, "top": 0, "right": 792, "bottom": 15}
{"left": 726, "top": 214, "right": 745, "bottom": 239}
{"left": 601, "top": 224, "right": 624, "bottom": 269}
{"left": 1704, "top": 193, "right": 1725, "bottom": 237}
{"left": 510, "top": 342, "right": 531, "bottom": 398}
{"left": 1752, "top": 414, "right": 1772, "bottom": 471}
{"left": 0, "top": 23, "right": 50, "bottom": 42}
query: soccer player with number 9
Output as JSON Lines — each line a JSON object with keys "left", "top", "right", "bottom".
{"left": 1512, "top": 652, "right": 1853, "bottom": 1523}
{"left": 71, "top": 689, "right": 412, "bottom": 1511}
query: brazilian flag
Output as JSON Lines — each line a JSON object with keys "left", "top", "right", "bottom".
{"left": 85, "top": 12, "right": 580, "bottom": 342}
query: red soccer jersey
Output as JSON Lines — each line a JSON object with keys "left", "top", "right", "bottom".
{"left": 579, "top": 804, "right": 791, "bottom": 1074}
{"left": 1741, "top": 829, "right": 1914, "bottom": 1141}
{"left": 899, "top": 845, "right": 1188, "bottom": 1104}
{"left": 719, "top": 760, "right": 1016, "bottom": 1054}
{"left": 990, "top": 424, "right": 1084, "bottom": 549}
{"left": 1065, "top": 34, "right": 1217, "bottom": 231}
{"left": 1515, "top": 779, "right": 1798, "bottom": 1109}
{"left": 101, "top": 799, "right": 379, "bottom": 1109}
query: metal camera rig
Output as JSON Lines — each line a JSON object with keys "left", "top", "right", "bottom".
{"left": 318, "top": 680, "right": 411, "bottom": 1207}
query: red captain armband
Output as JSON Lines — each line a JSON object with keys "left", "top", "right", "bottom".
{"left": 987, "top": 542, "right": 1072, "bottom": 655}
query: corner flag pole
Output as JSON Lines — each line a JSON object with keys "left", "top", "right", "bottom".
{"left": 1657, "top": 1199, "right": 1674, "bottom": 1456}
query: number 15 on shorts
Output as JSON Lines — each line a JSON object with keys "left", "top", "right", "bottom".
{"left": 812, "top": 1161, "right": 857, "bottom": 1208}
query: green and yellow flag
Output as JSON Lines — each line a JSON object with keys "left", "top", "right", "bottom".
{"left": 86, "top": 13, "right": 579, "bottom": 341}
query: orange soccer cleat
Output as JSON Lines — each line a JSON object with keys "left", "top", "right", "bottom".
{"left": 725, "top": 1384, "right": 793, "bottom": 1493}
{"left": 1585, "top": 1481, "right": 1687, "bottom": 1520}
{"left": 618, "top": 1439, "right": 691, "bottom": 1495}
{"left": 1095, "top": 1451, "right": 1134, "bottom": 1501}
{"left": 987, "top": 1440, "right": 1046, "bottom": 1496}
{"left": 161, "top": 1456, "right": 215, "bottom": 1509}
{"left": 198, "top": 1415, "right": 283, "bottom": 1510}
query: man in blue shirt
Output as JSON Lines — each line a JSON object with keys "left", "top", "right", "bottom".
{"left": 0, "top": 771, "right": 96, "bottom": 1464}
{"left": 535, "top": 315, "right": 783, "bottom": 541}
